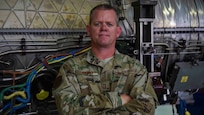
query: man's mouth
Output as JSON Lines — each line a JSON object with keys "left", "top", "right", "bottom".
{"left": 99, "top": 34, "right": 109, "bottom": 37}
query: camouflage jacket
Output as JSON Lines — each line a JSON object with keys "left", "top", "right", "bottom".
{"left": 52, "top": 49, "right": 158, "bottom": 115}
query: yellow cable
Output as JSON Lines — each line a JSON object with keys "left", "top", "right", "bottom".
{"left": 31, "top": 66, "right": 45, "bottom": 82}
{"left": 48, "top": 47, "right": 91, "bottom": 65}
{"left": 4, "top": 91, "right": 26, "bottom": 100}
{"left": 48, "top": 55, "right": 72, "bottom": 64}
{"left": 75, "top": 47, "right": 91, "bottom": 55}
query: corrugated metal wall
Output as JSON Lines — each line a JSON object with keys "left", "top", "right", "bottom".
{"left": 154, "top": 0, "right": 204, "bottom": 28}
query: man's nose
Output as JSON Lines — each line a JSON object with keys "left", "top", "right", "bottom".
{"left": 100, "top": 23, "right": 108, "bottom": 31}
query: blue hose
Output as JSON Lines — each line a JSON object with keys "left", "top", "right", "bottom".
{"left": 9, "top": 103, "right": 27, "bottom": 115}
{"left": 179, "top": 98, "right": 187, "bottom": 115}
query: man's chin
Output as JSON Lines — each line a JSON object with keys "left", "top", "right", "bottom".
{"left": 97, "top": 44, "right": 112, "bottom": 48}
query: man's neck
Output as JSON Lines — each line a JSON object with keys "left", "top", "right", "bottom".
{"left": 92, "top": 47, "right": 115, "bottom": 60}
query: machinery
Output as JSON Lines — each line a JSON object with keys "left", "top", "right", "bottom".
{"left": 0, "top": 0, "right": 204, "bottom": 114}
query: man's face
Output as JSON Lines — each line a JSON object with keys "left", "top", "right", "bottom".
{"left": 86, "top": 9, "right": 121, "bottom": 48}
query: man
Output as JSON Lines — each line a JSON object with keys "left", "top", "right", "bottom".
{"left": 52, "top": 4, "right": 158, "bottom": 115}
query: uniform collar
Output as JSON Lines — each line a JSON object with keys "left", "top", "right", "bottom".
{"left": 86, "top": 48, "right": 123, "bottom": 68}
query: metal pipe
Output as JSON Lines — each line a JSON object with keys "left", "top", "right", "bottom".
{"left": 143, "top": 51, "right": 201, "bottom": 56}
{"left": 0, "top": 43, "right": 57, "bottom": 47}
{"left": 0, "top": 45, "right": 87, "bottom": 56}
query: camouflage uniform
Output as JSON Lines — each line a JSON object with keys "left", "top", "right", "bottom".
{"left": 52, "top": 48, "right": 158, "bottom": 115}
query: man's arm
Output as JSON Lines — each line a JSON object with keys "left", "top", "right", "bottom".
{"left": 123, "top": 67, "right": 158, "bottom": 115}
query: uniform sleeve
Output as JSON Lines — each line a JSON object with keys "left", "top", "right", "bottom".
{"left": 52, "top": 62, "right": 122, "bottom": 114}
{"left": 124, "top": 66, "right": 158, "bottom": 115}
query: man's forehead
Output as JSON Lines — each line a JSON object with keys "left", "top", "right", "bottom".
{"left": 92, "top": 10, "right": 117, "bottom": 21}
{"left": 93, "top": 9, "right": 116, "bottom": 15}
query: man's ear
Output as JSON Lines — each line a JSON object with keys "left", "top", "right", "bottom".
{"left": 117, "top": 26, "right": 122, "bottom": 38}
{"left": 86, "top": 25, "right": 90, "bottom": 36}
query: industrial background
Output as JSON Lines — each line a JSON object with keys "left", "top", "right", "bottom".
{"left": 0, "top": 0, "right": 204, "bottom": 114}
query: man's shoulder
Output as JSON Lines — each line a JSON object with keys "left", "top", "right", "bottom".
{"left": 116, "top": 51, "right": 140, "bottom": 63}
{"left": 115, "top": 52, "right": 146, "bottom": 71}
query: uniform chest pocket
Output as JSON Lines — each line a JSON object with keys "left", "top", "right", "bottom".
{"left": 76, "top": 73, "right": 101, "bottom": 95}
{"left": 112, "top": 69, "right": 135, "bottom": 94}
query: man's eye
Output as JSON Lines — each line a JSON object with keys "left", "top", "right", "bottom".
{"left": 107, "top": 23, "right": 113, "bottom": 27}
{"left": 94, "top": 23, "right": 100, "bottom": 26}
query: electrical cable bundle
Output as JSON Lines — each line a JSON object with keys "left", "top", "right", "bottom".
{"left": 0, "top": 46, "right": 91, "bottom": 115}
